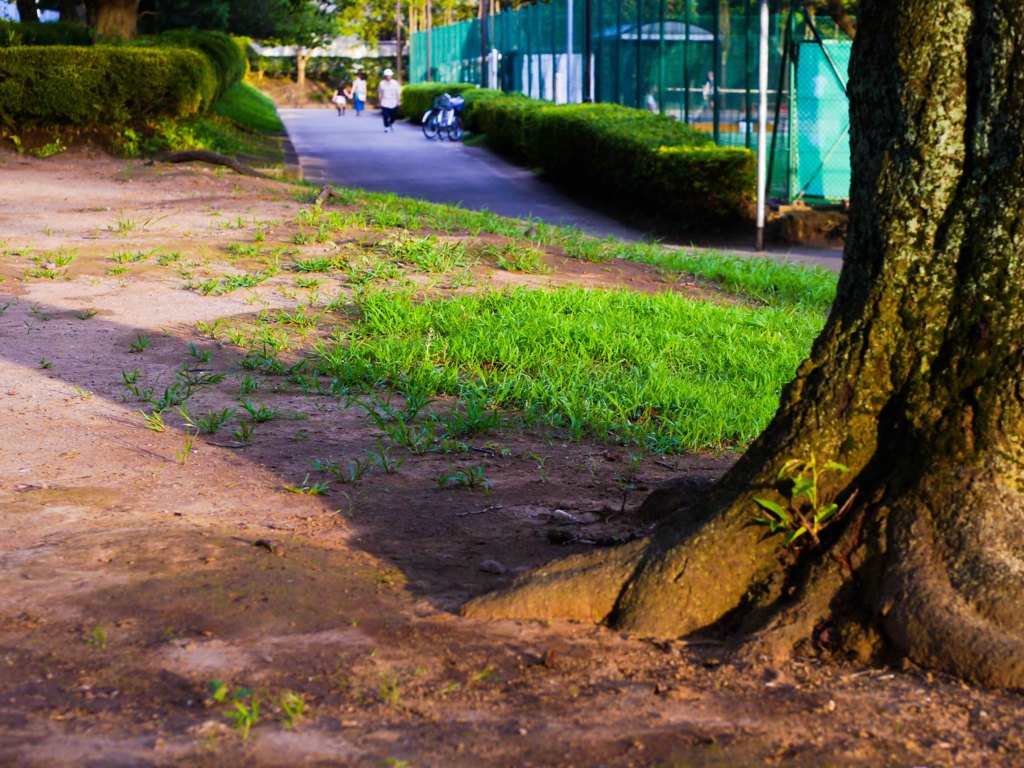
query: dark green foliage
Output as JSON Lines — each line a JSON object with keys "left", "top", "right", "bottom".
{"left": 0, "top": 20, "right": 92, "bottom": 47}
{"left": 458, "top": 88, "right": 507, "bottom": 133}
{"left": 651, "top": 145, "right": 757, "bottom": 224}
{"left": 468, "top": 92, "right": 537, "bottom": 157}
{"left": 0, "top": 46, "right": 216, "bottom": 130}
{"left": 466, "top": 93, "right": 755, "bottom": 227}
{"left": 154, "top": 30, "right": 247, "bottom": 102}
{"left": 118, "top": 30, "right": 247, "bottom": 102}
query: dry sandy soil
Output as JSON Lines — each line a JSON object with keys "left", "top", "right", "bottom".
{"left": 0, "top": 147, "right": 1021, "bottom": 768}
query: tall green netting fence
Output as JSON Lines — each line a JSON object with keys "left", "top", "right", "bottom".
{"left": 409, "top": 2, "right": 852, "bottom": 201}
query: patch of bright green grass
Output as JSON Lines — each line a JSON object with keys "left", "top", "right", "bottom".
{"left": 619, "top": 243, "right": 838, "bottom": 313}
{"left": 317, "top": 286, "right": 825, "bottom": 452}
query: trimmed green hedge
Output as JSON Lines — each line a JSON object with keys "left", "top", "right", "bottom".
{"left": 460, "top": 92, "right": 755, "bottom": 226}
{"left": 151, "top": 30, "right": 247, "bottom": 102}
{"left": 107, "top": 30, "right": 247, "bottom": 103}
{"left": 0, "top": 46, "right": 216, "bottom": 130}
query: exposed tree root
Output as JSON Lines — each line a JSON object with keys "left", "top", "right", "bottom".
{"left": 462, "top": 540, "right": 646, "bottom": 623}
{"left": 315, "top": 185, "right": 344, "bottom": 205}
{"left": 156, "top": 150, "right": 271, "bottom": 179}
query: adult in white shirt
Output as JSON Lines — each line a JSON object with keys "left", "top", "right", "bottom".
{"left": 378, "top": 68, "right": 402, "bottom": 132}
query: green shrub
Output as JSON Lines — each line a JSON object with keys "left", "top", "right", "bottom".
{"left": 456, "top": 88, "right": 505, "bottom": 133}
{"left": 156, "top": 30, "right": 247, "bottom": 101}
{"left": 464, "top": 92, "right": 755, "bottom": 227}
{"left": 0, "top": 46, "right": 216, "bottom": 131}
{"left": 111, "top": 30, "right": 247, "bottom": 102}
{"left": 652, "top": 145, "right": 756, "bottom": 223}
{"left": 470, "top": 92, "right": 543, "bottom": 159}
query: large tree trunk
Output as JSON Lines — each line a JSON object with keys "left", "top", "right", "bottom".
{"left": 465, "top": 0, "right": 1024, "bottom": 689}
{"left": 89, "top": 0, "right": 140, "bottom": 39}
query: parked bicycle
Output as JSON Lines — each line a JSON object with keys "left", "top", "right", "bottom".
{"left": 421, "top": 93, "right": 465, "bottom": 141}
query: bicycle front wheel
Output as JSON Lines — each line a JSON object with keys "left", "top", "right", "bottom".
{"left": 422, "top": 112, "right": 440, "bottom": 139}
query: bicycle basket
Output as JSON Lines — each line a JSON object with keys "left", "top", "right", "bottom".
{"left": 449, "top": 96, "right": 465, "bottom": 111}
{"left": 433, "top": 93, "right": 453, "bottom": 109}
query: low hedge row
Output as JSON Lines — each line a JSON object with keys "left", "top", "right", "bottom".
{"left": 446, "top": 92, "right": 756, "bottom": 226}
{"left": 532, "top": 103, "right": 754, "bottom": 223}
{"left": 0, "top": 46, "right": 216, "bottom": 130}
{"left": 398, "top": 83, "right": 505, "bottom": 128}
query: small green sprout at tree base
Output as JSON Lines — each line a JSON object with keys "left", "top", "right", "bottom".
{"left": 752, "top": 455, "right": 857, "bottom": 547}
{"left": 227, "top": 699, "right": 259, "bottom": 740}
{"left": 280, "top": 691, "right": 306, "bottom": 730}
{"left": 282, "top": 473, "right": 329, "bottom": 495}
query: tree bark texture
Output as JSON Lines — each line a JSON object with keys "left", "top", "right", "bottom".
{"left": 465, "top": 0, "right": 1024, "bottom": 688}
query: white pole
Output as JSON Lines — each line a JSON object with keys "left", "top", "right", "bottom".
{"left": 756, "top": 0, "right": 769, "bottom": 252}
{"left": 567, "top": 0, "right": 574, "bottom": 102}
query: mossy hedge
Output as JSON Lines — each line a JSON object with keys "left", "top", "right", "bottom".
{"left": 417, "top": 89, "right": 755, "bottom": 226}
{"left": 0, "top": 46, "right": 216, "bottom": 130}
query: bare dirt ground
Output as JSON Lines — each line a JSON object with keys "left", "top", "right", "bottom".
{"left": 0, "top": 147, "right": 1021, "bottom": 768}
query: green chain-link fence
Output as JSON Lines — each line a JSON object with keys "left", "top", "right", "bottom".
{"left": 409, "top": 2, "right": 851, "bottom": 201}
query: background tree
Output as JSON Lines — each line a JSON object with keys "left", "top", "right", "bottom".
{"left": 812, "top": 0, "right": 856, "bottom": 38}
{"left": 82, "top": 0, "right": 140, "bottom": 38}
{"left": 466, "top": 0, "right": 1024, "bottom": 689}
{"left": 257, "top": 0, "right": 341, "bottom": 86}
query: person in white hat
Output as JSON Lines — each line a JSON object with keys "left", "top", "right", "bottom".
{"left": 378, "top": 68, "right": 402, "bottom": 132}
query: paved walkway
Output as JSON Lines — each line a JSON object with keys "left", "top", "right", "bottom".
{"left": 279, "top": 107, "right": 843, "bottom": 273}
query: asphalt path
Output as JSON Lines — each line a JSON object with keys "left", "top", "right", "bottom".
{"left": 279, "top": 107, "right": 843, "bottom": 273}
